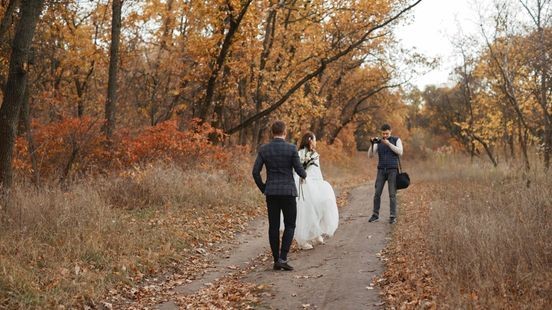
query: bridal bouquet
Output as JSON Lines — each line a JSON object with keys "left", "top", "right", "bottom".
{"left": 301, "top": 150, "right": 319, "bottom": 170}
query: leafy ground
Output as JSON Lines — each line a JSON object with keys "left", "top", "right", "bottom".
{"left": 378, "top": 157, "right": 551, "bottom": 309}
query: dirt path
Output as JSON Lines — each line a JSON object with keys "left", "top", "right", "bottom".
{"left": 156, "top": 183, "right": 393, "bottom": 309}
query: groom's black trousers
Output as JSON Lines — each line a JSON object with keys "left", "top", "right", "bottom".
{"left": 266, "top": 195, "right": 297, "bottom": 262}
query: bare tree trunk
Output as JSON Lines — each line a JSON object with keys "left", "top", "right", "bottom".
{"left": 75, "top": 79, "right": 85, "bottom": 118}
{"left": 518, "top": 118, "right": 531, "bottom": 170}
{"left": 519, "top": 0, "right": 551, "bottom": 170}
{"left": 314, "top": 118, "right": 326, "bottom": 142}
{"left": 473, "top": 135, "right": 498, "bottom": 167}
{"left": 60, "top": 138, "right": 79, "bottom": 187}
{"left": 238, "top": 114, "right": 247, "bottom": 145}
{"left": 103, "top": 0, "right": 122, "bottom": 139}
{"left": 508, "top": 131, "right": 515, "bottom": 160}
{"left": 470, "top": 141, "right": 476, "bottom": 162}
{"left": 252, "top": 3, "right": 278, "bottom": 148}
{"left": 539, "top": 24, "right": 550, "bottom": 169}
{"left": 545, "top": 118, "right": 552, "bottom": 170}
{"left": 18, "top": 86, "right": 39, "bottom": 185}
{"left": 0, "top": 0, "right": 18, "bottom": 43}
{"left": 328, "top": 126, "right": 344, "bottom": 145}
{"left": 237, "top": 77, "right": 248, "bottom": 145}
{"left": 146, "top": 0, "right": 175, "bottom": 126}
{"left": 74, "top": 61, "right": 94, "bottom": 118}
{"left": 197, "top": 0, "right": 253, "bottom": 122}
{"left": 0, "top": 0, "right": 44, "bottom": 189}
{"left": 257, "top": 125, "right": 267, "bottom": 151}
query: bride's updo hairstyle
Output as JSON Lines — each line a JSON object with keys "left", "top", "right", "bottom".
{"left": 299, "top": 131, "right": 316, "bottom": 151}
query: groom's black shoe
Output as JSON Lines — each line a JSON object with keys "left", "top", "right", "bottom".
{"left": 368, "top": 215, "right": 379, "bottom": 222}
{"left": 274, "top": 261, "right": 294, "bottom": 271}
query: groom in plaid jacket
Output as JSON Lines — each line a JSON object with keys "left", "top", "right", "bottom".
{"left": 252, "top": 120, "right": 307, "bottom": 271}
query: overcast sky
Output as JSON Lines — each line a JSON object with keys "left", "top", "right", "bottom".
{"left": 394, "top": 0, "right": 485, "bottom": 89}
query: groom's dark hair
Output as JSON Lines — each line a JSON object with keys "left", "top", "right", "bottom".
{"left": 272, "top": 120, "right": 286, "bottom": 136}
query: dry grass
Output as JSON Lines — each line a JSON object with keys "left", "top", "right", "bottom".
{"left": 381, "top": 154, "right": 552, "bottom": 309}
{"left": 0, "top": 146, "right": 368, "bottom": 308}
{"left": 0, "top": 161, "right": 262, "bottom": 308}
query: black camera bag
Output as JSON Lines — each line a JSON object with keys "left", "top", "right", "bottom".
{"left": 396, "top": 157, "right": 410, "bottom": 190}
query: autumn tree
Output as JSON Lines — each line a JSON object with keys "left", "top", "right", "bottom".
{"left": 103, "top": 0, "right": 123, "bottom": 139}
{"left": 224, "top": 0, "right": 423, "bottom": 137}
{"left": 0, "top": 0, "right": 44, "bottom": 189}
{"left": 1, "top": 0, "right": 424, "bottom": 181}
{"left": 0, "top": 0, "right": 18, "bottom": 48}
{"left": 414, "top": 0, "right": 551, "bottom": 169}
{"left": 314, "top": 64, "right": 401, "bottom": 144}
{"left": 518, "top": 0, "right": 552, "bottom": 170}
{"left": 0, "top": 0, "right": 19, "bottom": 92}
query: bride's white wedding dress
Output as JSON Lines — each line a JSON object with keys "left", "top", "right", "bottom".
{"left": 291, "top": 148, "right": 339, "bottom": 248}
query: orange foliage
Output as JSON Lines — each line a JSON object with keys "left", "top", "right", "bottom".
{"left": 126, "top": 119, "right": 227, "bottom": 168}
{"left": 13, "top": 118, "right": 230, "bottom": 180}
{"left": 14, "top": 117, "right": 106, "bottom": 178}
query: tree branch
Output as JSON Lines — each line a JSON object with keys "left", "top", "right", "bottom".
{"left": 225, "top": 0, "right": 423, "bottom": 134}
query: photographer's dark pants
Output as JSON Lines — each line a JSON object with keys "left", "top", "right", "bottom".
{"left": 266, "top": 195, "right": 296, "bottom": 263}
{"left": 373, "top": 168, "right": 397, "bottom": 218}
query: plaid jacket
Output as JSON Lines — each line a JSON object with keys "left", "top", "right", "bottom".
{"left": 252, "top": 138, "right": 307, "bottom": 196}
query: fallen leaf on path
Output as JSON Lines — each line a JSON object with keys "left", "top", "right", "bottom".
{"left": 294, "top": 274, "right": 324, "bottom": 280}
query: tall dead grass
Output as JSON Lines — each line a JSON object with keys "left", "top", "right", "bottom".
{"left": 0, "top": 161, "right": 262, "bottom": 308}
{"left": 411, "top": 156, "right": 552, "bottom": 308}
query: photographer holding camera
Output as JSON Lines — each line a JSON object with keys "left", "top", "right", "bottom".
{"left": 367, "top": 124, "right": 403, "bottom": 224}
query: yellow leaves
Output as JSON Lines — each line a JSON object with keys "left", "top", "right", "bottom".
{"left": 3, "top": 0, "right": 412, "bottom": 145}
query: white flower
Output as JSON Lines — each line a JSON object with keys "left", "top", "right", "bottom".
{"left": 301, "top": 150, "right": 319, "bottom": 169}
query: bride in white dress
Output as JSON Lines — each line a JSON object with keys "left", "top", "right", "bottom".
{"left": 293, "top": 132, "right": 339, "bottom": 249}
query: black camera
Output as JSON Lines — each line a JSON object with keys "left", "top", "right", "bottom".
{"left": 370, "top": 137, "right": 381, "bottom": 144}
